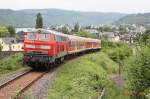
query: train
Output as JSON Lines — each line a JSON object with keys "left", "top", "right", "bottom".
{"left": 23, "top": 29, "right": 101, "bottom": 69}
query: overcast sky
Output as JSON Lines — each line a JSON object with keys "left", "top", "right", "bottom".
{"left": 0, "top": 0, "right": 149, "bottom": 13}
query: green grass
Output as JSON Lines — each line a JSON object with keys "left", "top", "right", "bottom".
{"left": 0, "top": 53, "right": 24, "bottom": 75}
{"left": 48, "top": 52, "right": 121, "bottom": 99}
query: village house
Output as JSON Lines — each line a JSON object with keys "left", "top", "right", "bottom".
{"left": 0, "top": 37, "right": 23, "bottom": 51}
{"left": 15, "top": 28, "right": 34, "bottom": 33}
{"left": 84, "top": 29, "right": 101, "bottom": 38}
{"left": 101, "top": 32, "right": 120, "bottom": 42}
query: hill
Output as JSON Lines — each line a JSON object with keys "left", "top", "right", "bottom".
{"left": 115, "top": 13, "right": 150, "bottom": 26}
{"left": 0, "top": 9, "right": 126, "bottom": 27}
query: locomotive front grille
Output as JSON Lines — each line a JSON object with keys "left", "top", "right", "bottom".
{"left": 24, "top": 52, "right": 54, "bottom": 63}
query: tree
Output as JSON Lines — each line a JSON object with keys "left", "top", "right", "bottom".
{"left": 142, "top": 29, "right": 150, "bottom": 46}
{"left": 0, "top": 27, "right": 10, "bottom": 37}
{"left": 74, "top": 23, "right": 80, "bottom": 32}
{"left": 0, "top": 44, "right": 2, "bottom": 51}
{"left": 7, "top": 26, "right": 15, "bottom": 36}
{"left": 35, "top": 13, "right": 43, "bottom": 28}
{"left": 107, "top": 44, "right": 132, "bottom": 75}
{"left": 61, "top": 26, "right": 69, "bottom": 34}
{"left": 134, "top": 29, "right": 150, "bottom": 47}
{"left": 76, "top": 31, "right": 97, "bottom": 38}
{"left": 126, "top": 48, "right": 150, "bottom": 99}
{"left": 98, "top": 27, "right": 103, "bottom": 32}
{"left": 102, "top": 26, "right": 113, "bottom": 32}
{"left": 119, "top": 26, "right": 127, "bottom": 34}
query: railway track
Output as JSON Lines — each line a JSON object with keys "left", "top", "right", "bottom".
{"left": 0, "top": 51, "right": 99, "bottom": 99}
{"left": 0, "top": 51, "right": 21, "bottom": 59}
{"left": 0, "top": 70, "right": 47, "bottom": 99}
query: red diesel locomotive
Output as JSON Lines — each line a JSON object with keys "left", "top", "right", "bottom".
{"left": 23, "top": 29, "right": 101, "bottom": 69}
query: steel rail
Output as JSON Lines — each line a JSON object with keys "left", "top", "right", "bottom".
{"left": 0, "top": 70, "right": 31, "bottom": 89}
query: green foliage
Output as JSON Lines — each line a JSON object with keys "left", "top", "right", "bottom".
{"left": 134, "top": 29, "right": 150, "bottom": 48}
{"left": 115, "top": 13, "right": 150, "bottom": 26}
{"left": 7, "top": 26, "right": 15, "bottom": 36}
{"left": 125, "top": 47, "right": 150, "bottom": 99}
{"left": 0, "top": 9, "right": 125, "bottom": 27}
{"left": 104, "top": 81, "right": 129, "bottom": 99}
{"left": 119, "top": 26, "right": 127, "bottom": 34}
{"left": 107, "top": 45, "right": 132, "bottom": 64}
{"left": 101, "top": 39, "right": 126, "bottom": 49}
{"left": 102, "top": 39, "right": 132, "bottom": 65}
{"left": 76, "top": 31, "right": 97, "bottom": 38}
{"left": 0, "top": 53, "right": 23, "bottom": 75}
{"left": 101, "top": 39, "right": 117, "bottom": 49}
{"left": 35, "top": 13, "right": 43, "bottom": 28}
{"left": 102, "top": 39, "right": 132, "bottom": 75}
{"left": 48, "top": 52, "right": 119, "bottom": 99}
{"left": 58, "top": 26, "right": 70, "bottom": 34}
{"left": 74, "top": 23, "right": 80, "bottom": 32}
{"left": 0, "top": 27, "right": 10, "bottom": 37}
{"left": 0, "top": 44, "right": 2, "bottom": 51}
{"left": 102, "top": 26, "right": 114, "bottom": 32}
{"left": 141, "top": 29, "right": 150, "bottom": 46}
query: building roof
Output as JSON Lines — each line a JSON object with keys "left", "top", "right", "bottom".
{"left": 102, "top": 32, "right": 115, "bottom": 38}
{"left": 84, "top": 29, "right": 99, "bottom": 34}
{"left": 0, "top": 37, "right": 17, "bottom": 44}
{"left": 16, "top": 28, "right": 35, "bottom": 33}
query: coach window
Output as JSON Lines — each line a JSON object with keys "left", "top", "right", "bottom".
{"left": 61, "top": 36, "right": 64, "bottom": 41}
{"left": 61, "top": 36, "right": 67, "bottom": 41}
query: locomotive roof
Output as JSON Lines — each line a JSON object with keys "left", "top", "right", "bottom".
{"left": 30, "top": 29, "right": 68, "bottom": 37}
{"left": 30, "top": 29, "right": 100, "bottom": 42}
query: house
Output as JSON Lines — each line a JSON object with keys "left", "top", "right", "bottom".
{"left": 49, "top": 24, "right": 73, "bottom": 32}
{"left": 120, "top": 34, "right": 134, "bottom": 43}
{"left": 0, "top": 37, "right": 23, "bottom": 51}
{"left": 84, "top": 29, "right": 101, "bottom": 38}
{"left": 101, "top": 32, "right": 120, "bottom": 42}
{"left": 16, "top": 28, "right": 34, "bottom": 33}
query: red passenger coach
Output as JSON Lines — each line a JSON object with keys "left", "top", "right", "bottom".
{"left": 23, "top": 29, "right": 101, "bottom": 69}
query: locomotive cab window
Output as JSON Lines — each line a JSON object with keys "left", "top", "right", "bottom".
{"left": 39, "top": 33, "right": 50, "bottom": 41}
{"left": 27, "top": 33, "right": 37, "bottom": 40}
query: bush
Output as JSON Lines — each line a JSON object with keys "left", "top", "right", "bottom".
{"left": 101, "top": 39, "right": 126, "bottom": 49}
{"left": 0, "top": 53, "right": 24, "bottom": 75}
{"left": 7, "top": 26, "right": 15, "bottom": 36}
{"left": 76, "top": 31, "right": 97, "bottom": 38}
{"left": 107, "top": 46, "right": 132, "bottom": 64}
{"left": 125, "top": 47, "right": 150, "bottom": 99}
{"left": 0, "top": 44, "right": 2, "bottom": 51}
{"left": 48, "top": 52, "right": 119, "bottom": 99}
{"left": 0, "top": 27, "right": 10, "bottom": 37}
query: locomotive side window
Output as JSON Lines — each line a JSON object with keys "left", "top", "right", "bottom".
{"left": 27, "top": 33, "right": 37, "bottom": 40}
{"left": 39, "top": 33, "right": 50, "bottom": 41}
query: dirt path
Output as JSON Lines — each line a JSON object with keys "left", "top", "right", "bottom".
{"left": 110, "top": 75, "right": 126, "bottom": 88}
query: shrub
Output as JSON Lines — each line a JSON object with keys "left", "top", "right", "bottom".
{"left": 0, "top": 27, "right": 10, "bottom": 37}
{"left": 48, "top": 52, "right": 119, "bottom": 99}
{"left": 0, "top": 53, "right": 23, "bottom": 75}
{"left": 125, "top": 47, "right": 150, "bottom": 99}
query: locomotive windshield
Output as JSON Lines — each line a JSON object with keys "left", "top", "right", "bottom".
{"left": 27, "top": 33, "right": 50, "bottom": 41}
{"left": 27, "top": 33, "right": 37, "bottom": 40}
{"left": 39, "top": 33, "right": 50, "bottom": 41}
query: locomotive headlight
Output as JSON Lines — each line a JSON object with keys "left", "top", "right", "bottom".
{"left": 26, "top": 44, "right": 35, "bottom": 48}
{"left": 40, "top": 45, "right": 51, "bottom": 49}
